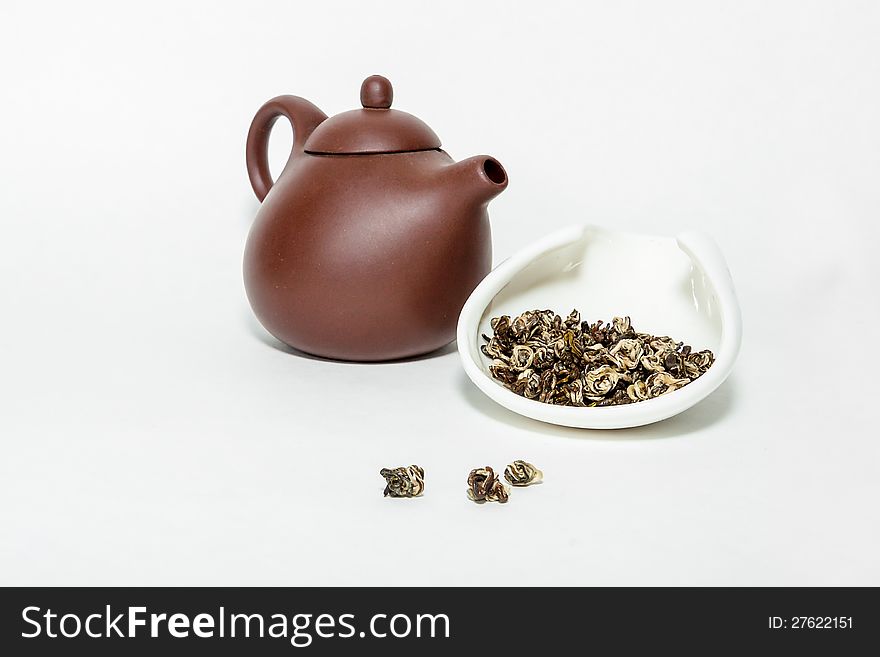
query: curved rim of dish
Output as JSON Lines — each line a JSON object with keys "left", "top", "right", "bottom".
{"left": 456, "top": 224, "right": 742, "bottom": 429}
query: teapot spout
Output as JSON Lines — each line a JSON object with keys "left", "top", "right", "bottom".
{"left": 446, "top": 155, "right": 508, "bottom": 207}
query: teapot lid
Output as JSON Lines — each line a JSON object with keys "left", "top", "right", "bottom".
{"left": 304, "top": 75, "right": 441, "bottom": 155}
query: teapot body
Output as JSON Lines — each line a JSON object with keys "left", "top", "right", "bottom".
{"left": 244, "top": 77, "right": 507, "bottom": 361}
{"left": 244, "top": 149, "right": 493, "bottom": 361}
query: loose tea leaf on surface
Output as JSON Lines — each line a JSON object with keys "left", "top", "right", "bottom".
{"left": 504, "top": 460, "right": 543, "bottom": 487}
{"left": 481, "top": 310, "right": 714, "bottom": 407}
{"left": 380, "top": 465, "right": 425, "bottom": 498}
{"left": 467, "top": 466, "right": 509, "bottom": 503}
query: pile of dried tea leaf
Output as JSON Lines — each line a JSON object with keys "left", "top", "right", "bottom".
{"left": 481, "top": 310, "right": 714, "bottom": 407}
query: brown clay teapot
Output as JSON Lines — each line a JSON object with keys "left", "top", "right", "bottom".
{"left": 244, "top": 75, "right": 508, "bottom": 361}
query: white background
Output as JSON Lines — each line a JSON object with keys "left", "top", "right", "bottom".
{"left": 1, "top": 1, "right": 878, "bottom": 585}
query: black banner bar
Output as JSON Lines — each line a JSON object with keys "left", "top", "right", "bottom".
{"left": 0, "top": 587, "right": 875, "bottom": 654}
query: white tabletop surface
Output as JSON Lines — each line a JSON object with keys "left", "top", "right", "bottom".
{"left": 2, "top": 0, "right": 878, "bottom": 586}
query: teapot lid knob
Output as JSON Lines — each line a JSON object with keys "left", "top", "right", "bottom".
{"left": 360, "top": 75, "right": 393, "bottom": 109}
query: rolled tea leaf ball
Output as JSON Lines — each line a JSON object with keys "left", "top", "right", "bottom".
{"left": 380, "top": 465, "right": 425, "bottom": 498}
{"left": 467, "top": 466, "right": 509, "bottom": 503}
{"left": 503, "top": 460, "right": 543, "bottom": 487}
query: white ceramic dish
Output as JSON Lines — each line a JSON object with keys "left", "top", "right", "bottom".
{"left": 457, "top": 225, "right": 742, "bottom": 429}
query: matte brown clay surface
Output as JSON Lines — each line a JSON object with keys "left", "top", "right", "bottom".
{"left": 244, "top": 76, "right": 507, "bottom": 361}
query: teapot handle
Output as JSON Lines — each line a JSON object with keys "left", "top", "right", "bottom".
{"left": 246, "top": 95, "right": 328, "bottom": 202}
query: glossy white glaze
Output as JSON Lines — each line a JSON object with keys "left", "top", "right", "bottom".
{"left": 457, "top": 225, "right": 742, "bottom": 429}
